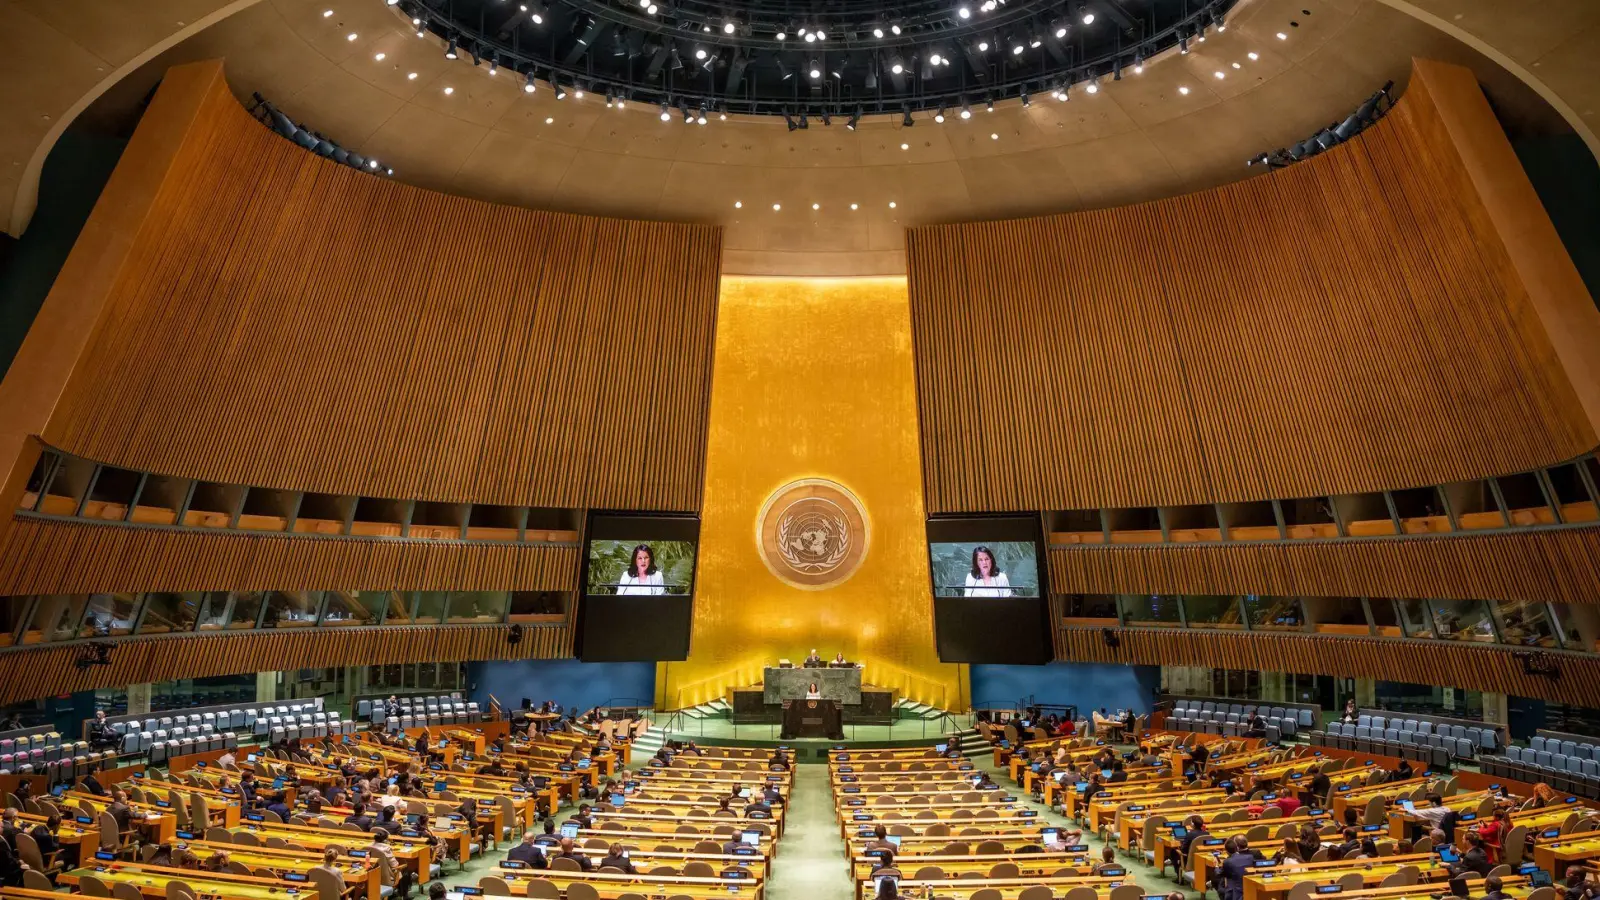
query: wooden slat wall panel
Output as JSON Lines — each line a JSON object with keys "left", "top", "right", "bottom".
{"left": 41, "top": 65, "right": 721, "bottom": 511}
{"left": 0, "top": 624, "right": 571, "bottom": 707}
{"left": 1048, "top": 528, "right": 1600, "bottom": 604}
{"left": 1059, "top": 627, "right": 1600, "bottom": 707}
{"left": 0, "top": 519, "right": 579, "bottom": 593}
{"left": 906, "top": 68, "right": 1597, "bottom": 513}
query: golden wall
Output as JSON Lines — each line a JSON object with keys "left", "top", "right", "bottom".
{"left": 660, "top": 277, "right": 964, "bottom": 710}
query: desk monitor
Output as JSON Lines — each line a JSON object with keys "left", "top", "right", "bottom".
{"left": 559, "top": 822, "right": 580, "bottom": 839}
{"left": 609, "top": 793, "right": 625, "bottom": 807}
{"left": 886, "top": 834, "right": 901, "bottom": 847}
{"left": 936, "top": 743, "right": 948, "bottom": 754}
{"left": 1530, "top": 870, "right": 1553, "bottom": 888}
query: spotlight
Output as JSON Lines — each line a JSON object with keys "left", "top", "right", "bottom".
{"left": 901, "top": 105, "right": 915, "bottom": 127}
{"left": 1113, "top": 59, "right": 1122, "bottom": 81}
{"left": 889, "top": 56, "right": 905, "bottom": 75}
{"left": 1179, "top": 36, "right": 1189, "bottom": 54}
{"left": 959, "top": 101, "right": 972, "bottom": 119}
{"left": 1085, "top": 80, "right": 1098, "bottom": 94}
{"left": 1133, "top": 51, "right": 1145, "bottom": 74}
{"left": 891, "top": 23, "right": 902, "bottom": 35}
{"left": 527, "top": 2, "right": 545, "bottom": 23}
{"left": 1030, "top": 31, "right": 1042, "bottom": 49}
{"left": 776, "top": 28, "right": 787, "bottom": 40}
{"left": 1054, "top": 20, "right": 1069, "bottom": 39}
{"left": 809, "top": 59, "right": 821, "bottom": 79}
{"left": 957, "top": 4, "right": 971, "bottom": 18}
{"left": 846, "top": 106, "right": 861, "bottom": 130}
{"left": 679, "top": 100, "right": 691, "bottom": 123}
{"left": 696, "top": 48, "right": 707, "bottom": 60}
{"left": 555, "top": 82, "right": 568, "bottom": 100}
{"left": 524, "top": 72, "right": 537, "bottom": 93}
{"left": 1081, "top": 7, "right": 1094, "bottom": 24}
{"left": 1019, "top": 87, "right": 1030, "bottom": 107}
{"left": 934, "top": 106, "right": 946, "bottom": 123}
{"left": 487, "top": 57, "right": 498, "bottom": 76}
{"left": 445, "top": 38, "right": 458, "bottom": 59}
{"left": 804, "top": 31, "right": 817, "bottom": 42}
{"left": 696, "top": 104, "right": 708, "bottom": 125}
{"left": 872, "top": 25, "right": 884, "bottom": 38}
{"left": 820, "top": 109, "right": 831, "bottom": 126}
{"left": 659, "top": 101, "right": 671, "bottom": 122}
{"left": 784, "top": 109, "right": 799, "bottom": 131}
{"left": 723, "top": 20, "right": 736, "bottom": 33}
{"left": 799, "top": 110, "right": 809, "bottom": 129}
{"left": 985, "top": 98, "right": 995, "bottom": 113}
{"left": 978, "top": 39, "right": 989, "bottom": 51}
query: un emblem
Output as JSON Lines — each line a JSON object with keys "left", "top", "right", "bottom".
{"left": 756, "top": 478, "right": 870, "bottom": 590}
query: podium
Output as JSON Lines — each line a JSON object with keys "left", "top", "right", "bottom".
{"left": 780, "top": 698, "right": 844, "bottom": 740}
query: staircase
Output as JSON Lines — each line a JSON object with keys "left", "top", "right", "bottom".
{"left": 895, "top": 699, "right": 946, "bottom": 721}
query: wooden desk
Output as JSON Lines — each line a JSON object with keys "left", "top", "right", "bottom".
{"left": 64, "top": 792, "right": 177, "bottom": 844}
{"left": 486, "top": 869, "right": 762, "bottom": 900}
{"left": 499, "top": 850, "right": 768, "bottom": 882}
{"left": 1240, "top": 853, "right": 1450, "bottom": 900}
{"left": 846, "top": 833, "right": 1066, "bottom": 860}
{"left": 65, "top": 863, "right": 323, "bottom": 900}
{"left": 849, "top": 852, "right": 1090, "bottom": 897}
{"left": 572, "top": 828, "right": 775, "bottom": 860}
{"left": 175, "top": 840, "right": 381, "bottom": 900}
{"left": 868, "top": 874, "right": 1123, "bottom": 900}
{"left": 838, "top": 806, "right": 1035, "bottom": 838}
{"left": 14, "top": 810, "right": 101, "bottom": 865}
{"left": 1531, "top": 833, "right": 1600, "bottom": 876}
{"left": 230, "top": 821, "right": 432, "bottom": 879}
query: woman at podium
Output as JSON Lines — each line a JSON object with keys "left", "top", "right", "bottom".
{"left": 963, "top": 545, "right": 1013, "bottom": 597}
{"left": 806, "top": 682, "right": 822, "bottom": 699}
{"left": 616, "top": 544, "right": 666, "bottom": 595}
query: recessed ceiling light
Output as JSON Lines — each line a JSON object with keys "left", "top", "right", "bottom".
{"left": 888, "top": 201, "right": 897, "bottom": 208}
{"left": 772, "top": 203, "right": 781, "bottom": 211}
{"left": 374, "top": 53, "right": 385, "bottom": 61}
{"left": 1232, "top": 62, "right": 1241, "bottom": 69}
{"left": 545, "top": 116, "right": 554, "bottom": 124}
{"left": 990, "top": 133, "right": 998, "bottom": 140}
{"left": 1214, "top": 71, "right": 1225, "bottom": 79}
{"left": 323, "top": 9, "right": 333, "bottom": 17}
{"left": 850, "top": 203, "right": 859, "bottom": 210}
{"left": 812, "top": 202, "right": 820, "bottom": 210}
{"left": 1178, "top": 85, "right": 1190, "bottom": 95}
{"left": 346, "top": 32, "right": 358, "bottom": 41}
{"left": 735, "top": 201, "right": 742, "bottom": 208}
{"left": 1276, "top": 31, "right": 1288, "bottom": 40}
{"left": 900, "top": 142, "right": 909, "bottom": 150}
{"left": 1248, "top": 52, "right": 1260, "bottom": 60}
{"left": 407, "top": 72, "right": 418, "bottom": 80}
{"left": 443, "top": 86, "right": 454, "bottom": 94}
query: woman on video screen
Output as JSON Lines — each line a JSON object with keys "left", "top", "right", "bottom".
{"left": 963, "top": 545, "right": 1013, "bottom": 597}
{"left": 616, "top": 544, "right": 666, "bottom": 596}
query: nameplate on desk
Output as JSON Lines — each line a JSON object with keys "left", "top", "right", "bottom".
{"left": 836, "top": 753, "right": 849, "bottom": 761}
{"left": 177, "top": 831, "right": 198, "bottom": 840}
{"left": 1459, "top": 813, "right": 1477, "bottom": 821}
{"left": 1066, "top": 844, "right": 1088, "bottom": 853}
{"left": 247, "top": 814, "right": 265, "bottom": 822}
{"left": 844, "top": 788, "right": 860, "bottom": 795}
{"left": 839, "top": 776, "right": 857, "bottom": 783}
{"left": 853, "top": 813, "right": 873, "bottom": 821}
{"left": 348, "top": 850, "right": 368, "bottom": 858}
{"left": 1362, "top": 825, "right": 1383, "bottom": 832}
{"left": 1016, "top": 810, "right": 1038, "bottom": 818}
{"left": 838, "top": 766, "right": 853, "bottom": 773}
{"left": 501, "top": 861, "right": 528, "bottom": 869}
{"left": 1291, "top": 773, "right": 1303, "bottom": 780}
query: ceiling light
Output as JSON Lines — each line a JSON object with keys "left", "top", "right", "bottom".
{"left": 374, "top": 53, "right": 386, "bottom": 61}
{"left": 990, "top": 133, "right": 998, "bottom": 140}
{"left": 891, "top": 24, "right": 902, "bottom": 35}
{"left": 555, "top": 83, "right": 567, "bottom": 99}
{"left": 696, "top": 48, "right": 707, "bottom": 59}
{"left": 986, "top": 99, "right": 995, "bottom": 113}
{"left": 408, "top": 72, "right": 419, "bottom": 80}
{"left": 646, "top": 3, "right": 657, "bottom": 12}
{"left": 1248, "top": 51, "right": 1260, "bottom": 60}
{"left": 443, "top": 86, "right": 454, "bottom": 94}
{"left": 850, "top": 203, "right": 859, "bottom": 210}
{"left": 574, "top": 84, "right": 585, "bottom": 98}
{"left": 978, "top": 39, "right": 990, "bottom": 51}
{"left": 1086, "top": 80, "right": 1098, "bottom": 94}
{"left": 1030, "top": 32, "right": 1043, "bottom": 48}
{"left": 734, "top": 201, "right": 742, "bottom": 208}
{"left": 445, "top": 39, "right": 458, "bottom": 59}
{"left": 888, "top": 201, "right": 897, "bottom": 208}
{"left": 723, "top": 21, "right": 736, "bottom": 34}
{"left": 527, "top": 2, "right": 545, "bottom": 23}
{"left": 889, "top": 58, "right": 905, "bottom": 75}
{"left": 545, "top": 116, "right": 554, "bottom": 124}
{"left": 1232, "top": 62, "right": 1241, "bottom": 69}
{"left": 960, "top": 102, "right": 972, "bottom": 119}
{"left": 776, "top": 29, "right": 787, "bottom": 40}
{"left": 1178, "top": 85, "right": 1190, "bottom": 95}
{"left": 957, "top": 5, "right": 971, "bottom": 18}
{"left": 1012, "top": 42, "right": 1024, "bottom": 56}
{"left": 1214, "top": 71, "right": 1225, "bottom": 79}
{"left": 346, "top": 33, "right": 358, "bottom": 42}
{"left": 1081, "top": 7, "right": 1095, "bottom": 24}
{"left": 1276, "top": 31, "right": 1287, "bottom": 40}
{"left": 660, "top": 101, "right": 671, "bottom": 121}
{"left": 1133, "top": 51, "right": 1145, "bottom": 74}
{"left": 929, "top": 51, "right": 942, "bottom": 66}
{"left": 901, "top": 106, "right": 914, "bottom": 127}
{"left": 772, "top": 203, "right": 781, "bottom": 211}
{"left": 900, "top": 142, "right": 909, "bottom": 150}
{"left": 816, "top": 30, "right": 826, "bottom": 40}
{"left": 934, "top": 106, "right": 946, "bottom": 123}
{"left": 488, "top": 59, "right": 498, "bottom": 76}
{"left": 812, "top": 202, "right": 820, "bottom": 210}
{"left": 523, "top": 72, "right": 536, "bottom": 92}
{"left": 847, "top": 107, "right": 861, "bottom": 130}
{"left": 322, "top": 9, "right": 333, "bottom": 17}
{"left": 872, "top": 26, "right": 884, "bottom": 38}
{"left": 804, "top": 31, "right": 817, "bottom": 42}
{"left": 1179, "top": 36, "right": 1189, "bottom": 54}
{"left": 809, "top": 60, "right": 821, "bottom": 79}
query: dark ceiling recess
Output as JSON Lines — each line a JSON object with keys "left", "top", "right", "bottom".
{"left": 397, "top": 0, "right": 1237, "bottom": 122}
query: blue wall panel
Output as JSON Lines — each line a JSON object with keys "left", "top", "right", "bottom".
{"left": 970, "top": 662, "right": 1158, "bottom": 716}
{"left": 468, "top": 660, "right": 656, "bottom": 715}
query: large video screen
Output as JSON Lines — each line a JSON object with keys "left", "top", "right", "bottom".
{"left": 927, "top": 515, "right": 1052, "bottom": 664}
{"left": 576, "top": 513, "right": 700, "bottom": 662}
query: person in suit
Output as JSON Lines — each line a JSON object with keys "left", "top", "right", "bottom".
{"left": 768, "top": 750, "right": 791, "bottom": 772}
{"left": 80, "top": 773, "right": 106, "bottom": 797}
{"left": 1164, "top": 816, "right": 1208, "bottom": 876}
{"left": 1091, "top": 846, "right": 1122, "bottom": 876}
{"left": 870, "top": 850, "right": 903, "bottom": 881}
{"left": 533, "top": 820, "right": 561, "bottom": 848}
{"left": 568, "top": 805, "right": 595, "bottom": 830}
{"left": 28, "top": 815, "right": 61, "bottom": 865}
{"left": 343, "top": 803, "right": 376, "bottom": 832}
{"left": 864, "top": 826, "right": 897, "bottom": 856}
{"left": 1217, "top": 836, "right": 1260, "bottom": 900}
{"left": 507, "top": 833, "right": 548, "bottom": 867}
{"left": 201, "top": 851, "right": 232, "bottom": 874}
{"left": 555, "top": 838, "right": 593, "bottom": 871}
{"left": 803, "top": 649, "right": 823, "bottom": 668}
{"left": 88, "top": 711, "right": 118, "bottom": 751}
{"left": 0, "top": 808, "right": 21, "bottom": 851}
{"left": 0, "top": 838, "right": 25, "bottom": 888}
{"left": 597, "top": 843, "right": 635, "bottom": 874}
{"left": 1333, "top": 827, "right": 1361, "bottom": 858}
{"left": 106, "top": 791, "right": 133, "bottom": 832}
{"left": 265, "top": 792, "right": 292, "bottom": 822}
{"left": 1450, "top": 831, "right": 1493, "bottom": 877}
{"left": 1244, "top": 713, "right": 1268, "bottom": 739}
{"left": 1481, "top": 875, "right": 1512, "bottom": 900}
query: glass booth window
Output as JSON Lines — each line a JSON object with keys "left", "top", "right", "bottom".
{"left": 1550, "top": 603, "right": 1593, "bottom": 652}
{"left": 1243, "top": 595, "right": 1304, "bottom": 630}
{"left": 225, "top": 592, "right": 265, "bottom": 629}
{"left": 1118, "top": 594, "right": 1183, "bottom": 627}
{"left": 413, "top": 592, "right": 448, "bottom": 624}
{"left": 1396, "top": 599, "right": 1434, "bottom": 638}
{"left": 25, "top": 596, "right": 89, "bottom": 643}
{"left": 262, "top": 592, "right": 320, "bottom": 628}
{"left": 82, "top": 593, "right": 140, "bottom": 637}
{"left": 139, "top": 593, "right": 200, "bottom": 634}
{"left": 1493, "top": 599, "right": 1559, "bottom": 648}
{"left": 1430, "top": 599, "right": 1496, "bottom": 642}
{"left": 321, "top": 591, "right": 379, "bottom": 627}
{"left": 446, "top": 592, "right": 508, "bottom": 624}
{"left": 1184, "top": 595, "right": 1244, "bottom": 629}
{"left": 1366, "top": 597, "right": 1402, "bottom": 637}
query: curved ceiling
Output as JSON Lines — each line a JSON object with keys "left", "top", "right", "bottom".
{"left": 1, "top": 0, "right": 1584, "bottom": 275}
